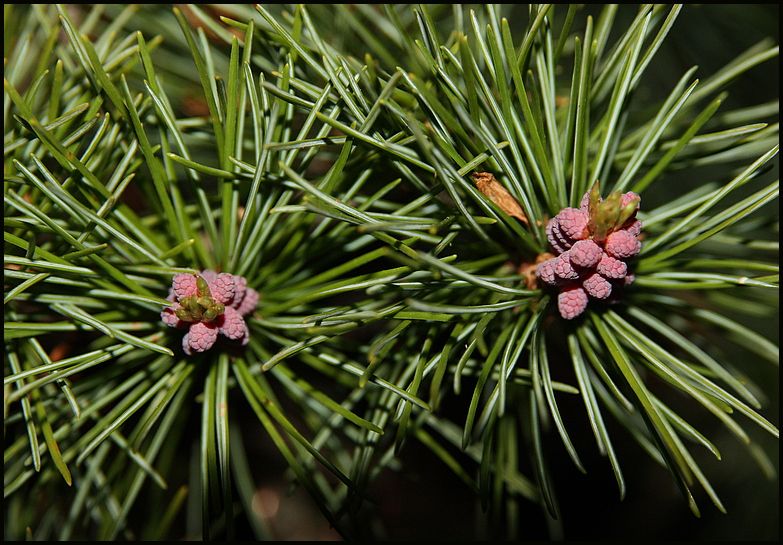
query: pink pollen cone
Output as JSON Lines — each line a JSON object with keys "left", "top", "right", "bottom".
{"left": 172, "top": 273, "right": 198, "bottom": 299}
{"left": 624, "top": 219, "right": 642, "bottom": 237}
{"left": 219, "top": 306, "right": 247, "bottom": 340}
{"left": 542, "top": 188, "right": 643, "bottom": 320}
{"left": 536, "top": 258, "right": 559, "bottom": 286}
{"left": 164, "top": 270, "right": 258, "bottom": 355}
{"left": 579, "top": 191, "right": 591, "bottom": 212}
{"left": 554, "top": 253, "right": 580, "bottom": 280}
{"left": 236, "top": 288, "right": 259, "bottom": 317}
{"left": 558, "top": 286, "right": 589, "bottom": 319}
{"left": 605, "top": 230, "right": 641, "bottom": 259}
{"left": 546, "top": 217, "right": 570, "bottom": 254}
{"left": 209, "top": 273, "right": 237, "bottom": 305}
{"left": 583, "top": 272, "right": 612, "bottom": 299}
{"left": 569, "top": 239, "right": 603, "bottom": 268}
{"left": 232, "top": 275, "right": 247, "bottom": 309}
{"left": 596, "top": 253, "right": 627, "bottom": 279}
{"left": 161, "top": 304, "right": 182, "bottom": 327}
{"left": 183, "top": 322, "right": 219, "bottom": 354}
{"left": 556, "top": 208, "right": 590, "bottom": 240}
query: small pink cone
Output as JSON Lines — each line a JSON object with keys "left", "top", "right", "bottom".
{"left": 163, "top": 270, "right": 263, "bottom": 354}
{"left": 219, "top": 306, "right": 246, "bottom": 340}
{"left": 186, "top": 322, "right": 219, "bottom": 353}
{"left": 209, "top": 273, "right": 236, "bottom": 305}
{"left": 556, "top": 207, "right": 589, "bottom": 240}
{"left": 161, "top": 304, "right": 182, "bottom": 328}
{"left": 605, "top": 230, "right": 641, "bottom": 259}
{"left": 582, "top": 272, "right": 612, "bottom": 299}
{"left": 536, "top": 258, "right": 559, "bottom": 286}
{"left": 172, "top": 274, "right": 198, "bottom": 299}
{"left": 554, "top": 253, "right": 580, "bottom": 280}
{"left": 558, "top": 286, "right": 589, "bottom": 319}
{"left": 546, "top": 217, "right": 570, "bottom": 254}
{"left": 236, "top": 288, "right": 259, "bottom": 317}
{"left": 232, "top": 275, "right": 247, "bottom": 309}
{"left": 596, "top": 253, "right": 627, "bottom": 279}
{"left": 579, "top": 191, "right": 591, "bottom": 212}
{"left": 569, "top": 239, "right": 603, "bottom": 268}
{"left": 623, "top": 219, "right": 643, "bottom": 237}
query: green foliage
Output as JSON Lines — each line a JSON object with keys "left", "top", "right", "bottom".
{"left": 4, "top": 4, "right": 779, "bottom": 540}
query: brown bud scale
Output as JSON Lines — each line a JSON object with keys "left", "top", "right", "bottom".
{"left": 471, "top": 172, "right": 529, "bottom": 225}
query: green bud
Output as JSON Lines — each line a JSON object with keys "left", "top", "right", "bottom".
{"left": 601, "top": 192, "right": 622, "bottom": 225}
{"left": 180, "top": 296, "right": 203, "bottom": 321}
{"left": 196, "top": 275, "right": 211, "bottom": 298}
{"left": 616, "top": 195, "right": 640, "bottom": 228}
{"left": 196, "top": 296, "right": 213, "bottom": 309}
{"left": 588, "top": 180, "right": 601, "bottom": 217}
{"left": 175, "top": 307, "right": 194, "bottom": 322}
{"left": 203, "top": 302, "right": 225, "bottom": 322}
{"left": 588, "top": 185, "right": 620, "bottom": 242}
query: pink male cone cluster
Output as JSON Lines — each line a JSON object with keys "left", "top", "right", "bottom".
{"left": 537, "top": 189, "right": 642, "bottom": 319}
{"left": 161, "top": 271, "right": 258, "bottom": 355}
